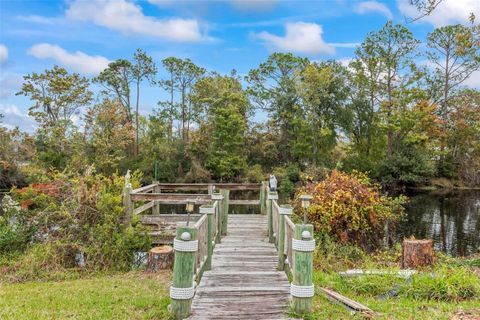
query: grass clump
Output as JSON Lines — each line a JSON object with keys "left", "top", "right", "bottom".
{"left": 402, "top": 267, "right": 480, "bottom": 301}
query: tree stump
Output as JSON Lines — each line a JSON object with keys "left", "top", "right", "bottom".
{"left": 402, "top": 238, "right": 434, "bottom": 269}
{"left": 147, "top": 246, "right": 174, "bottom": 272}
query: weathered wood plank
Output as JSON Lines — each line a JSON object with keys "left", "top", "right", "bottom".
{"left": 229, "top": 199, "right": 261, "bottom": 205}
{"left": 188, "top": 214, "right": 291, "bottom": 320}
{"left": 133, "top": 201, "right": 155, "bottom": 215}
{"left": 319, "top": 287, "right": 373, "bottom": 313}
{"left": 131, "top": 193, "right": 211, "bottom": 202}
{"left": 156, "top": 183, "right": 261, "bottom": 191}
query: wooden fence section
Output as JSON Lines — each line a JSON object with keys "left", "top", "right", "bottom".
{"left": 268, "top": 192, "right": 315, "bottom": 315}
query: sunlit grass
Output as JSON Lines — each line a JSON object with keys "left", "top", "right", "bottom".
{"left": 0, "top": 271, "right": 172, "bottom": 320}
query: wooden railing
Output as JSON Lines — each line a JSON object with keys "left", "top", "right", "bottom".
{"left": 170, "top": 194, "right": 226, "bottom": 319}
{"left": 265, "top": 186, "right": 315, "bottom": 316}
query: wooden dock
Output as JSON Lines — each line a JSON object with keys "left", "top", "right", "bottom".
{"left": 187, "top": 214, "right": 291, "bottom": 319}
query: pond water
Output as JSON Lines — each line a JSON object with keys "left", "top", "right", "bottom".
{"left": 395, "top": 189, "right": 480, "bottom": 257}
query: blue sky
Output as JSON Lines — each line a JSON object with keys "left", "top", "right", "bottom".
{"left": 0, "top": 0, "right": 478, "bottom": 132}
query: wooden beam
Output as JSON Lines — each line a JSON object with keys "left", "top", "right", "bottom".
{"left": 319, "top": 288, "right": 373, "bottom": 313}
{"left": 131, "top": 183, "right": 158, "bottom": 194}
{"left": 155, "top": 183, "right": 261, "bottom": 191}
{"left": 131, "top": 193, "right": 211, "bottom": 202}
{"left": 229, "top": 199, "right": 261, "bottom": 205}
{"left": 133, "top": 201, "right": 155, "bottom": 215}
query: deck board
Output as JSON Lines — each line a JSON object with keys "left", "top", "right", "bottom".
{"left": 187, "top": 214, "right": 291, "bottom": 320}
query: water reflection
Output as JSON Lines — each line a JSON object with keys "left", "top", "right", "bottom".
{"left": 396, "top": 190, "right": 480, "bottom": 256}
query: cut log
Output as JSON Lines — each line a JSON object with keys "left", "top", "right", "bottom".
{"left": 402, "top": 238, "right": 434, "bottom": 269}
{"left": 147, "top": 245, "right": 174, "bottom": 272}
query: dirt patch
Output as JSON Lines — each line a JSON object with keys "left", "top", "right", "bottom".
{"left": 451, "top": 309, "right": 480, "bottom": 320}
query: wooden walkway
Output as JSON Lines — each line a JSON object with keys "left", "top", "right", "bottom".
{"left": 188, "top": 214, "right": 291, "bottom": 319}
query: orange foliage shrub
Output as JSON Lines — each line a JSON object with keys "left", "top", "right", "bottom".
{"left": 294, "top": 170, "right": 406, "bottom": 249}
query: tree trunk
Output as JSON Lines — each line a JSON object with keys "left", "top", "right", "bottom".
{"left": 135, "top": 80, "right": 140, "bottom": 156}
{"left": 402, "top": 238, "right": 434, "bottom": 269}
{"left": 147, "top": 245, "right": 174, "bottom": 272}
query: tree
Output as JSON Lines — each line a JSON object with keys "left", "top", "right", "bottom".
{"left": 94, "top": 59, "right": 134, "bottom": 122}
{"left": 246, "top": 53, "right": 308, "bottom": 164}
{"left": 132, "top": 49, "right": 157, "bottom": 155}
{"left": 84, "top": 99, "right": 135, "bottom": 175}
{"left": 426, "top": 22, "right": 480, "bottom": 175}
{"left": 158, "top": 57, "right": 205, "bottom": 143}
{"left": 447, "top": 89, "right": 480, "bottom": 184}
{"left": 296, "top": 61, "right": 350, "bottom": 166}
{"left": 17, "top": 65, "right": 92, "bottom": 128}
{"left": 190, "top": 73, "right": 248, "bottom": 181}
{"left": 95, "top": 50, "right": 156, "bottom": 155}
{"left": 406, "top": 0, "right": 443, "bottom": 22}
{"left": 353, "top": 22, "right": 420, "bottom": 160}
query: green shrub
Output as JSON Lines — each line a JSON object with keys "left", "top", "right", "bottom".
{"left": 2, "top": 169, "right": 150, "bottom": 281}
{"left": 244, "top": 164, "right": 265, "bottom": 182}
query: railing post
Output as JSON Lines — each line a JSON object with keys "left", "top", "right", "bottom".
{"left": 291, "top": 224, "right": 315, "bottom": 314}
{"left": 260, "top": 181, "right": 268, "bottom": 215}
{"left": 200, "top": 204, "right": 215, "bottom": 270}
{"left": 123, "top": 180, "right": 133, "bottom": 226}
{"left": 152, "top": 181, "right": 160, "bottom": 215}
{"left": 170, "top": 226, "right": 198, "bottom": 319}
{"left": 278, "top": 205, "right": 292, "bottom": 270}
{"left": 267, "top": 191, "right": 278, "bottom": 243}
{"left": 219, "top": 189, "right": 229, "bottom": 236}
{"left": 211, "top": 193, "right": 224, "bottom": 244}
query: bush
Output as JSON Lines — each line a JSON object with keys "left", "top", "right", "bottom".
{"left": 294, "top": 170, "right": 406, "bottom": 249}
{"left": 244, "top": 164, "right": 265, "bottom": 182}
{"left": 2, "top": 168, "right": 151, "bottom": 280}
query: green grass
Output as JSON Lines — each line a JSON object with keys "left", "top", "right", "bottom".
{"left": 0, "top": 271, "right": 172, "bottom": 320}
{"left": 301, "top": 269, "right": 480, "bottom": 320}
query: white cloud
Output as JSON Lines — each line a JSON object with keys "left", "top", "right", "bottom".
{"left": 397, "top": 0, "right": 480, "bottom": 27}
{"left": 329, "top": 42, "right": 359, "bottom": 48}
{"left": 354, "top": 1, "right": 393, "bottom": 19}
{"left": 0, "top": 104, "right": 37, "bottom": 132}
{"left": 66, "top": 0, "right": 206, "bottom": 42}
{"left": 0, "top": 44, "right": 8, "bottom": 65}
{"left": 0, "top": 73, "right": 23, "bottom": 99}
{"left": 462, "top": 70, "right": 480, "bottom": 88}
{"left": 337, "top": 57, "right": 353, "bottom": 68}
{"left": 255, "top": 22, "right": 335, "bottom": 55}
{"left": 28, "top": 44, "right": 110, "bottom": 75}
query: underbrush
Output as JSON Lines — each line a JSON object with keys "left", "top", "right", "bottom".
{"left": 0, "top": 169, "right": 151, "bottom": 283}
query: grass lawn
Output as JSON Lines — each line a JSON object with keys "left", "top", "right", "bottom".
{"left": 0, "top": 271, "right": 171, "bottom": 320}
{"left": 303, "top": 270, "right": 480, "bottom": 320}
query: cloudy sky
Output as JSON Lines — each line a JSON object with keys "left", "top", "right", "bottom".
{"left": 0, "top": 0, "right": 479, "bottom": 132}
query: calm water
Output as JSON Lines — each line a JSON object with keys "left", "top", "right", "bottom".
{"left": 396, "top": 189, "right": 480, "bottom": 257}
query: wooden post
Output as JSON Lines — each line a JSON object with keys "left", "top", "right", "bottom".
{"left": 260, "top": 181, "right": 268, "bottom": 215}
{"left": 123, "top": 181, "right": 133, "bottom": 226}
{"left": 292, "top": 224, "right": 314, "bottom": 314}
{"left": 171, "top": 226, "right": 197, "bottom": 319}
{"left": 200, "top": 204, "right": 215, "bottom": 271}
{"left": 212, "top": 193, "right": 224, "bottom": 244}
{"left": 267, "top": 191, "right": 278, "bottom": 243}
{"left": 153, "top": 181, "right": 160, "bottom": 215}
{"left": 220, "top": 189, "right": 229, "bottom": 236}
{"left": 402, "top": 238, "right": 434, "bottom": 269}
{"left": 278, "top": 205, "right": 292, "bottom": 270}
